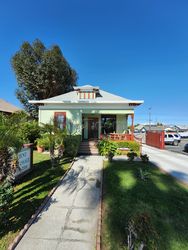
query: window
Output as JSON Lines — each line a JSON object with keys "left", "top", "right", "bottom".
{"left": 101, "top": 115, "right": 116, "bottom": 134}
{"left": 54, "top": 112, "right": 66, "bottom": 130}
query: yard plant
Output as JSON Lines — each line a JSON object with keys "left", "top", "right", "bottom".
{"left": 114, "top": 141, "right": 140, "bottom": 155}
{"left": 97, "top": 139, "right": 119, "bottom": 161}
{"left": 0, "top": 113, "right": 23, "bottom": 181}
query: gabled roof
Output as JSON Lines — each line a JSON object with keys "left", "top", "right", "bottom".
{"left": 29, "top": 85, "right": 144, "bottom": 105}
{"left": 135, "top": 124, "right": 165, "bottom": 131}
{"left": 0, "top": 99, "right": 21, "bottom": 113}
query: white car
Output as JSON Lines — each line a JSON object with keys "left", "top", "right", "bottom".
{"left": 164, "top": 133, "right": 180, "bottom": 146}
{"left": 173, "top": 133, "right": 181, "bottom": 143}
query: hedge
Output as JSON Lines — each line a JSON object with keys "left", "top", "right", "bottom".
{"left": 64, "top": 135, "right": 81, "bottom": 157}
{"left": 112, "top": 140, "right": 140, "bottom": 155}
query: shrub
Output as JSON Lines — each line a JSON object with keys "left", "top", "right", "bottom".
{"left": 0, "top": 180, "right": 13, "bottom": 226}
{"left": 17, "top": 120, "right": 41, "bottom": 144}
{"left": 127, "top": 150, "right": 137, "bottom": 161}
{"left": 97, "top": 139, "right": 119, "bottom": 161}
{"left": 140, "top": 153, "right": 149, "bottom": 163}
{"left": 114, "top": 141, "right": 140, "bottom": 155}
{"left": 64, "top": 135, "right": 81, "bottom": 157}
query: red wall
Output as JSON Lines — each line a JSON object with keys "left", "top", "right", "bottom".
{"left": 146, "top": 131, "right": 165, "bottom": 149}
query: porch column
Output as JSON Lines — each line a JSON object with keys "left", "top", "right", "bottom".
{"left": 131, "top": 114, "right": 134, "bottom": 139}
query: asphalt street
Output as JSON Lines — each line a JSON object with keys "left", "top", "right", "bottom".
{"left": 165, "top": 138, "right": 188, "bottom": 155}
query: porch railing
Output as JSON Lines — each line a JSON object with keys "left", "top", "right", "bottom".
{"left": 109, "top": 133, "right": 134, "bottom": 141}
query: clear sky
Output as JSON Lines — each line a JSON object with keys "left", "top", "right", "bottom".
{"left": 0, "top": 0, "right": 188, "bottom": 125}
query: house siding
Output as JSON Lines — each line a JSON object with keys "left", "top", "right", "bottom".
{"left": 39, "top": 105, "right": 134, "bottom": 138}
{"left": 39, "top": 109, "right": 82, "bottom": 134}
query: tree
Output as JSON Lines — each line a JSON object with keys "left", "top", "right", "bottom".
{"left": 12, "top": 39, "right": 78, "bottom": 118}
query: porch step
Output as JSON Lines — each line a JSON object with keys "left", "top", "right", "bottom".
{"left": 78, "top": 140, "right": 99, "bottom": 155}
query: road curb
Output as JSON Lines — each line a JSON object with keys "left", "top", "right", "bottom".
{"left": 96, "top": 159, "right": 104, "bottom": 250}
{"left": 8, "top": 159, "right": 75, "bottom": 250}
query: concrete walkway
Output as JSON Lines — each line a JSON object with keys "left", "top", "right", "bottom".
{"left": 142, "top": 145, "right": 188, "bottom": 184}
{"left": 15, "top": 155, "right": 103, "bottom": 250}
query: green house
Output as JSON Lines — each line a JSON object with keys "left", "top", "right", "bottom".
{"left": 29, "top": 85, "right": 144, "bottom": 140}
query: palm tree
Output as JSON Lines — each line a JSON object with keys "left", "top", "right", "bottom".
{"left": 40, "top": 121, "right": 67, "bottom": 168}
{"left": 0, "top": 113, "right": 23, "bottom": 181}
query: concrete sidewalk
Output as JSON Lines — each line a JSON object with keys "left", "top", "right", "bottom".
{"left": 15, "top": 155, "right": 103, "bottom": 250}
{"left": 142, "top": 145, "right": 188, "bottom": 184}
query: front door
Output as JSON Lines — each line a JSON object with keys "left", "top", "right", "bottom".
{"left": 88, "top": 118, "right": 99, "bottom": 139}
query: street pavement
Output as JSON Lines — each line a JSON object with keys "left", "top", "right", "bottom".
{"left": 15, "top": 155, "right": 103, "bottom": 250}
{"left": 165, "top": 138, "right": 188, "bottom": 155}
{"left": 142, "top": 144, "right": 188, "bottom": 184}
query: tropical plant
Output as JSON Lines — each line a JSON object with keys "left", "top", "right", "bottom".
{"left": 0, "top": 114, "right": 23, "bottom": 181}
{"left": 139, "top": 168, "right": 150, "bottom": 181}
{"left": 40, "top": 122, "right": 67, "bottom": 167}
{"left": 97, "top": 139, "right": 119, "bottom": 161}
{"left": 12, "top": 39, "right": 77, "bottom": 118}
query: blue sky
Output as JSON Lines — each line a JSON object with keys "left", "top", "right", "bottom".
{"left": 0, "top": 0, "right": 188, "bottom": 124}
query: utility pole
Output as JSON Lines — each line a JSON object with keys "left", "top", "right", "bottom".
{"left": 149, "top": 107, "right": 151, "bottom": 130}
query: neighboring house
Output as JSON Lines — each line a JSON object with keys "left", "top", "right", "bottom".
{"left": 174, "top": 125, "right": 188, "bottom": 132}
{"left": 29, "top": 85, "right": 144, "bottom": 140}
{"left": 0, "top": 98, "right": 20, "bottom": 115}
{"left": 135, "top": 124, "right": 165, "bottom": 133}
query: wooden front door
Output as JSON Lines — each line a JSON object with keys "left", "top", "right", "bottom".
{"left": 88, "top": 118, "right": 99, "bottom": 139}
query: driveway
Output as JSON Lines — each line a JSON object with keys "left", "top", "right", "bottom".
{"left": 15, "top": 155, "right": 103, "bottom": 250}
{"left": 142, "top": 145, "right": 188, "bottom": 184}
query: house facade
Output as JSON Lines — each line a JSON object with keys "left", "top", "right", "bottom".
{"left": 30, "top": 85, "right": 144, "bottom": 140}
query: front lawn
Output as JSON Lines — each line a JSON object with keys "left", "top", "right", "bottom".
{"left": 102, "top": 161, "right": 188, "bottom": 250}
{"left": 0, "top": 151, "right": 72, "bottom": 250}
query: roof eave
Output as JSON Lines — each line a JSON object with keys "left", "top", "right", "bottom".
{"left": 29, "top": 100, "right": 144, "bottom": 105}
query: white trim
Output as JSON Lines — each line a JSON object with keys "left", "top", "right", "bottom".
{"left": 29, "top": 100, "right": 144, "bottom": 104}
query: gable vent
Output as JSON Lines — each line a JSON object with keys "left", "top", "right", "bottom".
{"left": 74, "top": 85, "right": 99, "bottom": 99}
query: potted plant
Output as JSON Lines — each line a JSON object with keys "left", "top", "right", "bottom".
{"left": 36, "top": 137, "right": 48, "bottom": 153}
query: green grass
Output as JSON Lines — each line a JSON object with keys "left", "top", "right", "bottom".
{"left": 0, "top": 151, "right": 72, "bottom": 250}
{"left": 102, "top": 161, "right": 188, "bottom": 250}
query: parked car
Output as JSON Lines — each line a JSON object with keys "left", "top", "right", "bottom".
{"left": 173, "top": 133, "right": 181, "bottom": 143}
{"left": 164, "top": 133, "right": 179, "bottom": 146}
{"left": 184, "top": 143, "right": 188, "bottom": 152}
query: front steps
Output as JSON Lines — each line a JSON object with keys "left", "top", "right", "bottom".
{"left": 78, "top": 140, "right": 99, "bottom": 155}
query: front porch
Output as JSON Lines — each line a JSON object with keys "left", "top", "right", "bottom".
{"left": 81, "top": 113, "right": 135, "bottom": 141}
